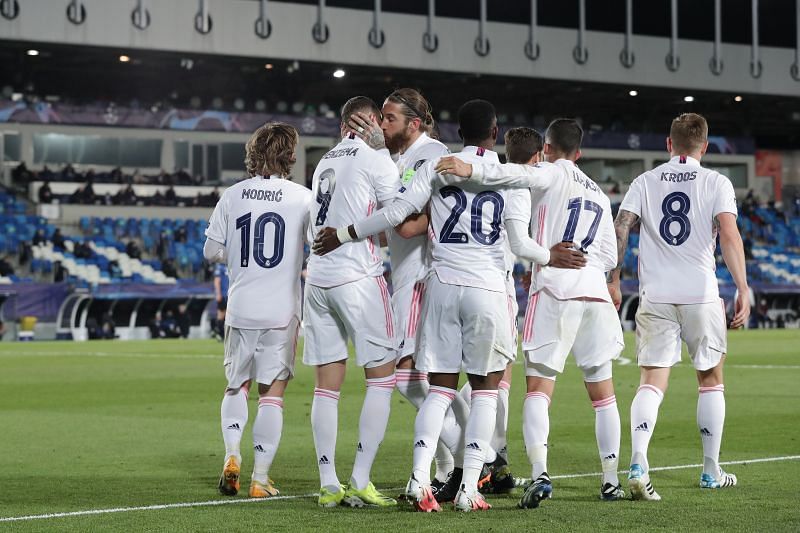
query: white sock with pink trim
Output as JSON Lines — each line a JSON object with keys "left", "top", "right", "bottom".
{"left": 350, "top": 374, "right": 396, "bottom": 490}
{"left": 395, "top": 368, "right": 428, "bottom": 409}
{"left": 630, "top": 384, "right": 664, "bottom": 472}
{"left": 461, "top": 389, "right": 498, "bottom": 493}
{"left": 697, "top": 384, "right": 726, "bottom": 477}
{"left": 412, "top": 385, "right": 455, "bottom": 486}
{"left": 491, "top": 380, "right": 511, "bottom": 461}
{"left": 523, "top": 391, "right": 550, "bottom": 480}
{"left": 252, "top": 395, "right": 283, "bottom": 484}
{"left": 311, "top": 388, "right": 340, "bottom": 491}
{"left": 592, "top": 395, "right": 621, "bottom": 485}
{"left": 221, "top": 384, "right": 250, "bottom": 464}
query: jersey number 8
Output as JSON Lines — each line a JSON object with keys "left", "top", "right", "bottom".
{"left": 235, "top": 212, "right": 286, "bottom": 268}
{"left": 659, "top": 192, "right": 691, "bottom": 246}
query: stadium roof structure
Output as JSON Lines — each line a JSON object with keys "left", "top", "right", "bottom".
{"left": 1, "top": 0, "right": 798, "bottom": 147}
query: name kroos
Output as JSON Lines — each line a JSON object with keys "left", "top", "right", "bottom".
{"left": 242, "top": 189, "right": 283, "bottom": 201}
{"left": 660, "top": 171, "right": 697, "bottom": 182}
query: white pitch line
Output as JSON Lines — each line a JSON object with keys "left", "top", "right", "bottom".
{"left": 1, "top": 454, "right": 798, "bottom": 523}
{"left": 726, "top": 364, "right": 800, "bottom": 370}
{"left": 0, "top": 351, "right": 220, "bottom": 360}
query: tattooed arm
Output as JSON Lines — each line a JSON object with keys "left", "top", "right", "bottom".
{"left": 606, "top": 209, "right": 639, "bottom": 309}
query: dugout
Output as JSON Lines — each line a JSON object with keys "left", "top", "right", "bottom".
{"left": 55, "top": 284, "right": 214, "bottom": 341}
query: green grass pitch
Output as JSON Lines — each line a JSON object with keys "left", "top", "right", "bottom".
{"left": 1, "top": 330, "right": 798, "bottom": 531}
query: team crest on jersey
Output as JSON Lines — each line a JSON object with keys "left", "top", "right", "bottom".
{"left": 413, "top": 159, "right": 427, "bottom": 171}
{"left": 316, "top": 168, "right": 336, "bottom": 226}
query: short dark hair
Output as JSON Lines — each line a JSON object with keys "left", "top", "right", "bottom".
{"left": 340, "top": 96, "right": 381, "bottom": 126}
{"left": 545, "top": 118, "right": 583, "bottom": 155}
{"left": 670, "top": 113, "right": 708, "bottom": 153}
{"left": 457, "top": 99, "right": 496, "bottom": 143}
{"left": 504, "top": 127, "right": 543, "bottom": 164}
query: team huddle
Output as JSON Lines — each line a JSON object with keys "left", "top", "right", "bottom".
{"left": 203, "top": 89, "right": 750, "bottom": 512}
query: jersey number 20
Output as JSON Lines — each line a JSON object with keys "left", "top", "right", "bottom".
{"left": 439, "top": 186, "right": 504, "bottom": 245}
{"left": 235, "top": 212, "right": 285, "bottom": 268}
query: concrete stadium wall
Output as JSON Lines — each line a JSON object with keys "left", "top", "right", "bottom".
{"left": 1, "top": 0, "right": 798, "bottom": 97}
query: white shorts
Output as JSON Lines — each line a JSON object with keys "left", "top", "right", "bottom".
{"left": 635, "top": 294, "right": 727, "bottom": 371}
{"left": 506, "top": 276, "right": 519, "bottom": 357}
{"left": 302, "top": 275, "right": 397, "bottom": 368}
{"left": 521, "top": 290, "right": 623, "bottom": 379}
{"left": 392, "top": 280, "right": 426, "bottom": 360}
{"left": 415, "top": 273, "right": 515, "bottom": 376}
{"left": 223, "top": 318, "right": 299, "bottom": 388}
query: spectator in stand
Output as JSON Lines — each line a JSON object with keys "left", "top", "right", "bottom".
{"left": 116, "top": 184, "right": 137, "bottom": 205}
{"left": 110, "top": 166, "right": 123, "bottom": 183}
{"left": 175, "top": 168, "right": 192, "bottom": 185}
{"left": 61, "top": 163, "right": 77, "bottom": 181}
{"left": 53, "top": 260, "right": 67, "bottom": 282}
{"left": 176, "top": 304, "right": 191, "bottom": 338}
{"left": 193, "top": 174, "right": 204, "bottom": 186}
{"left": 73, "top": 240, "right": 92, "bottom": 259}
{"left": 209, "top": 187, "right": 220, "bottom": 205}
{"left": 0, "top": 256, "right": 15, "bottom": 276}
{"left": 38, "top": 180, "right": 53, "bottom": 204}
{"left": 175, "top": 226, "right": 187, "bottom": 243}
{"left": 51, "top": 229, "right": 66, "bottom": 251}
{"left": 32, "top": 229, "right": 46, "bottom": 246}
{"left": 151, "top": 190, "right": 165, "bottom": 206}
{"left": 40, "top": 165, "right": 55, "bottom": 181}
{"left": 103, "top": 191, "right": 113, "bottom": 205}
{"left": 162, "top": 258, "right": 178, "bottom": 278}
{"left": 12, "top": 162, "right": 33, "bottom": 184}
{"left": 156, "top": 231, "right": 168, "bottom": 260}
{"left": 192, "top": 192, "right": 204, "bottom": 207}
{"left": 165, "top": 186, "right": 178, "bottom": 206}
{"left": 126, "top": 240, "right": 142, "bottom": 259}
{"left": 108, "top": 259, "right": 122, "bottom": 279}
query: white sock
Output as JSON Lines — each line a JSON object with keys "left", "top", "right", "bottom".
{"left": 350, "top": 375, "right": 396, "bottom": 490}
{"left": 221, "top": 385, "right": 249, "bottom": 463}
{"left": 395, "top": 368, "right": 429, "bottom": 409}
{"left": 459, "top": 381, "right": 472, "bottom": 404}
{"left": 697, "top": 384, "right": 726, "bottom": 477}
{"left": 491, "top": 380, "right": 511, "bottom": 461}
{"left": 438, "top": 408, "right": 465, "bottom": 467}
{"left": 592, "top": 395, "right": 621, "bottom": 485}
{"left": 461, "top": 390, "right": 498, "bottom": 493}
{"left": 523, "top": 391, "right": 550, "bottom": 480}
{"left": 434, "top": 440, "right": 455, "bottom": 482}
{"left": 412, "top": 386, "right": 455, "bottom": 486}
{"left": 252, "top": 396, "right": 283, "bottom": 484}
{"left": 630, "top": 384, "right": 664, "bottom": 472}
{"left": 311, "top": 388, "right": 340, "bottom": 491}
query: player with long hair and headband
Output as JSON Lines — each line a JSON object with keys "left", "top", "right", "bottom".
{"left": 608, "top": 113, "right": 749, "bottom": 499}
{"left": 347, "top": 89, "right": 470, "bottom": 494}
{"left": 205, "top": 122, "right": 311, "bottom": 499}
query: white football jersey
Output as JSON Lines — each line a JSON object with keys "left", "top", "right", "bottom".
{"left": 205, "top": 175, "right": 312, "bottom": 329}
{"left": 620, "top": 155, "right": 737, "bottom": 304}
{"left": 487, "top": 160, "right": 617, "bottom": 302}
{"left": 306, "top": 134, "right": 400, "bottom": 288}
{"left": 399, "top": 146, "right": 510, "bottom": 293}
{"left": 387, "top": 132, "right": 450, "bottom": 290}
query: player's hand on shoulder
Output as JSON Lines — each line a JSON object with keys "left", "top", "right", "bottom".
{"left": 312, "top": 227, "right": 341, "bottom": 256}
{"left": 435, "top": 156, "right": 472, "bottom": 178}
{"left": 548, "top": 242, "right": 587, "bottom": 269}
{"left": 349, "top": 112, "right": 385, "bottom": 150}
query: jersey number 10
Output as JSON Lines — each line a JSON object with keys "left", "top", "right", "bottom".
{"left": 235, "top": 212, "right": 286, "bottom": 268}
